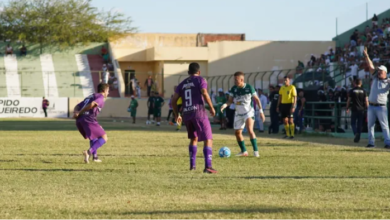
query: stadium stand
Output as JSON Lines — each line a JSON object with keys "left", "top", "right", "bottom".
{"left": 0, "top": 42, "right": 120, "bottom": 98}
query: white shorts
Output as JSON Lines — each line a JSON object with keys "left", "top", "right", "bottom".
{"left": 234, "top": 109, "right": 255, "bottom": 130}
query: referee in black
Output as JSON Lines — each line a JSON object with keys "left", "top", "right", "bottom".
{"left": 346, "top": 78, "right": 368, "bottom": 143}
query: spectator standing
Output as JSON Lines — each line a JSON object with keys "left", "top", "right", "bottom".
{"left": 128, "top": 77, "right": 135, "bottom": 96}
{"left": 167, "top": 95, "right": 174, "bottom": 122}
{"left": 372, "top": 14, "right": 379, "bottom": 27}
{"left": 153, "top": 92, "right": 165, "bottom": 126}
{"left": 144, "top": 75, "right": 154, "bottom": 97}
{"left": 101, "top": 46, "right": 108, "bottom": 56}
{"left": 136, "top": 81, "right": 141, "bottom": 98}
{"left": 257, "top": 89, "right": 268, "bottom": 132}
{"left": 216, "top": 88, "right": 227, "bottom": 130}
{"left": 102, "top": 64, "right": 109, "bottom": 84}
{"left": 363, "top": 47, "right": 390, "bottom": 148}
{"left": 346, "top": 79, "right": 368, "bottom": 143}
{"left": 294, "top": 90, "right": 306, "bottom": 133}
{"left": 42, "top": 97, "right": 49, "bottom": 118}
{"left": 5, "top": 44, "right": 13, "bottom": 56}
{"left": 269, "top": 85, "right": 280, "bottom": 134}
{"left": 20, "top": 45, "right": 27, "bottom": 56}
{"left": 128, "top": 95, "right": 138, "bottom": 124}
{"left": 146, "top": 92, "right": 155, "bottom": 124}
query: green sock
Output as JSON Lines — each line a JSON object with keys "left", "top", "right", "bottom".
{"left": 237, "top": 140, "right": 247, "bottom": 152}
{"left": 250, "top": 138, "right": 258, "bottom": 151}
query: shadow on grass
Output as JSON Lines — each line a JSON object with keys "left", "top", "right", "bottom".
{"left": 110, "top": 206, "right": 311, "bottom": 216}
{"left": 241, "top": 176, "right": 390, "bottom": 179}
{"left": 0, "top": 168, "right": 96, "bottom": 172}
{"left": 0, "top": 120, "right": 185, "bottom": 133}
{"left": 6, "top": 153, "right": 181, "bottom": 158}
{"left": 0, "top": 160, "right": 17, "bottom": 162}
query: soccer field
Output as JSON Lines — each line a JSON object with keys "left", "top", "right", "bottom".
{"left": 0, "top": 118, "right": 390, "bottom": 219}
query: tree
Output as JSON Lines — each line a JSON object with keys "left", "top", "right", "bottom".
{"left": 0, "top": 0, "right": 136, "bottom": 53}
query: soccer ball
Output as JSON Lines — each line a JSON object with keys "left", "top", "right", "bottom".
{"left": 219, "top": 146, "right": 231, "bottom": 158}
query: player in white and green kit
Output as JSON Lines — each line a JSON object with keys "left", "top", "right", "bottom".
{"left": 221, "top": 71, "right": 265, "bottom": 157}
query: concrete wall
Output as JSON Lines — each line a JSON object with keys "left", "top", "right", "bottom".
{"left": 207, "top": 41, "right": 336, "bottom": 76}
{"left": 109, "top": 33, "right": 336, "bottom": 97}
{"left": 163, "top": 61, "right": 208, "bottom": 96}
{"left": 69, "top": 97, "right": 170, "bottom": 118}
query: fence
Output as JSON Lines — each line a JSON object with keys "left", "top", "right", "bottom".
{"left": 174, "top": 64, "right": 348, "bottom": 95}
{"left": 0, "top": 62, "right": 377, "bottom": 98}
{"left": 305, "top": 101, "right": 351, "bottom": 133}
{"left": 0, "top": 71, "right": 117, "bottom": 97}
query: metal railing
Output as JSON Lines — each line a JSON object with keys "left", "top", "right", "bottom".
{"left": 305, "top": 101, "right": 350, "bottom": 133}
{"left": 175, "top": 64, "right": 346, "bottom": 94}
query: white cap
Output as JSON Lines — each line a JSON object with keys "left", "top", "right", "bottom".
{"left": 218, "top": 88, "right": 223, "bottom": 92}
{"left": 225, "top": 91, "right": 229, "bottom": 94}
{"left": 379, "top": 65, "right": 388, "bottom": 73}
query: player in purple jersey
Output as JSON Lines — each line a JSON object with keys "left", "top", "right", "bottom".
{"left": 73, "top": 83, "right": 110, "bottom": 163}
{"left": 172, "top": 63, "right": 217, "bottom": 174}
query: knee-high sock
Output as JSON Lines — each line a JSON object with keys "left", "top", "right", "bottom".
{"left": 203, "top": 147, "right": 212, "bottom": 168}
{"left": 250, "top": 138, "right": 258, "bottom": 151}
{"left": 290, "top": 123, "right": 295, "bottom": 136}
{"left": 89, "top": 138, "right": 106, "bottom": 157}
{"left": 189, "top": 145, "right": 197, "bottom": 168}
{"left": 237, "top": 140, "right": 247, "bottom": 152}
{"left": 285, "top": 125, "right": 290, "bottom": 136}
{"left": 89, "top": 139, "right": 98, "bottom": 154}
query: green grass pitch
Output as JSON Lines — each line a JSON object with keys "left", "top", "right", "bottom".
{"left": 0, "top": 118, "right": 389, "bottom": 218}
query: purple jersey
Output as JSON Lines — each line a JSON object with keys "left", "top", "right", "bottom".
{"left": 175, "top": 76, "right": 208, "bottom": 122}
{"left": 76, "top": 93, "right": 105, "bottom": 123}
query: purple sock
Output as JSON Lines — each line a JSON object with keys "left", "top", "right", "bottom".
{"left": 89, "top": 138, "right": 106, "bottom": 158}
{"left": 89, "top": 139, "right": 98, "bottom": 154}
{"left": 203, "top": 147, "right": 212, "bottom": 168}
{"left": 189, "top": 145, "right": 197, "bottom": 168}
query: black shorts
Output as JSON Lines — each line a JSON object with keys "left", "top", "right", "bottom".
{"left": 280, "top": 103, "right": 294, "bottom": 119}
{"left": 148, "top": 108, "right": 154, "bottom": 115}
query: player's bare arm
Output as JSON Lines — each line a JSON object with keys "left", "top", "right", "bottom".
{"left": 291, "top": 95, "right": 297, "bottom": 114}
{"left": 201, "top": 88, "right": 216, "bottom": 117}
{"left": 277, "top": 94, "right": 282, "bottom": 113}
{"left": 171, "top": 92, "right": 181, "bottom": 124}
{"left": 73, "top": 105, "right": 80, "bottom": 119}
{"left": 77, "top": 101, "right": 98, "bottom": 118}
{"left": 253, "top": 95, "right": 265, "bottom": 122}
{"left": 299, "top": 97, "right": 305, "bottom": 115}
{"left": 220, "top": 96, "right": 233, "bottom": 112}
{"left": 363, "top": 47, "right": 375, "bottom": 74}
{"left": 365, "top": 97, "right": 369, "bottom": 109}
{"left": 346, "top": 96, "right": 351, "bottom": 114}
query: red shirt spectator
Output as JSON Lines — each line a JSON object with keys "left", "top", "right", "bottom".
{"left": 101, "top": 46, "right": 107, "bottom": 56}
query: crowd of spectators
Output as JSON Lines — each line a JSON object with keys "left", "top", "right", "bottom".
{"left": 100, "top": 46, "right": 118, "bottom": 90}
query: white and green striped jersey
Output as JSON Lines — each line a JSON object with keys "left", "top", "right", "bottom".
{"left": 229, "top": 83, "right": 257, "bottom": 115}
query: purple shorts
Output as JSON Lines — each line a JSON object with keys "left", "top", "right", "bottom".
{"left": 76, "top": 119, "right": 106, "bottom": 140}
{"left": 184, "top": 118, "right": 213, "bottom": 142}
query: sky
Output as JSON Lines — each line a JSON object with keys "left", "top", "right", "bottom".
{"left": 1, "top": 0, "right": 389, "bottom": 41}
{"left": 90, "top": 0, "right": 390, "bottom": 41}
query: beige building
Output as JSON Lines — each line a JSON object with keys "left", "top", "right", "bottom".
{"left": 109, "top": 33, "right": 335, "bottom": 97}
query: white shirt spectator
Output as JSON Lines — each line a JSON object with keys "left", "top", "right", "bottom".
{"left": 102, "top": 70, "right": 109, "bottom": 83}
{"left": 259, "top": 94, "right": 268, "bottom": 110}
{"left": 347, "top": 64, "right": 358, "bottom": 78}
